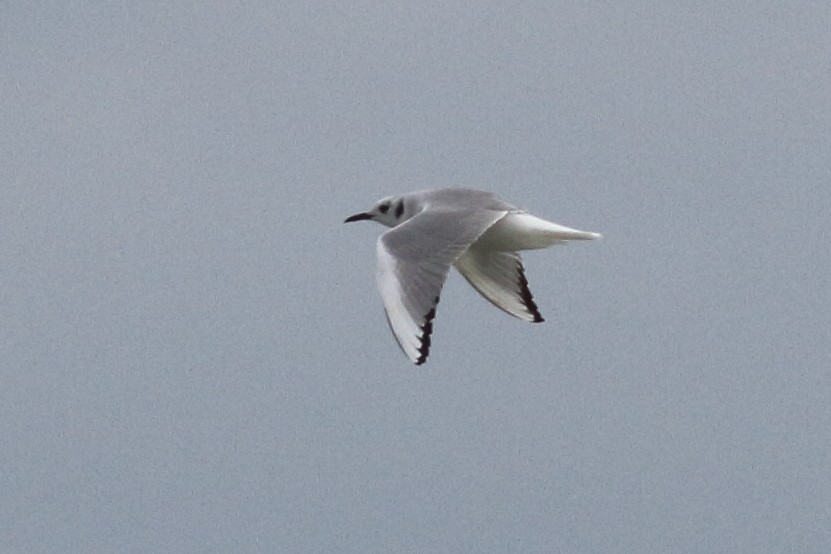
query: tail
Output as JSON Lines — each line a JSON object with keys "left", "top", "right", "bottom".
{"left": 496, "top": 213, "right": 602, "bottom": 250}
{"left": 477, "top": 212, "right": 602, "bottom": 251}
{"left": 542, "top": 221, "right": 602, "bottom": 241}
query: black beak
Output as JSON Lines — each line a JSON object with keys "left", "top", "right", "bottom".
{"left": 344, "top": 212, "right": 372, "bottom": 223}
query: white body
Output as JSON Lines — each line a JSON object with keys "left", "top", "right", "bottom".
{"left": 345, "top": 188, "right": 601, "bottom": 364}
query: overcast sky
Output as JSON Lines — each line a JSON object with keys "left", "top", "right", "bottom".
{"left": 2, "top": 1, "right": 830, "bottom": 552}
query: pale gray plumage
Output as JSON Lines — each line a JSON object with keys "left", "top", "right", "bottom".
{"left": 345, "top": 188, "right": 601, "bottom": 364}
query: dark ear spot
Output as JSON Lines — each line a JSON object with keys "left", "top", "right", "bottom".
{"left": 394, "top": 200, "right": 404, "bottom": 219}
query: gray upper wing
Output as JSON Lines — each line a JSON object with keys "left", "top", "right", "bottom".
{"left": 376, "top": 208, "right": 507, "bottom": 364}
{"left": 453, "top": 247, "right": 544, "bottom": 322}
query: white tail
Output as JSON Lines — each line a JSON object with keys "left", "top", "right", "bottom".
{"left": 477, "top": 212, "right": 602, "bottom": 251}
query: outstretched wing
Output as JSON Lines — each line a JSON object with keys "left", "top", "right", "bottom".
{"left": 377, "top": 208, "right": 507, "bottom": 364}
{"left": 454, "top": 247, "right": 544, "bottom": 323}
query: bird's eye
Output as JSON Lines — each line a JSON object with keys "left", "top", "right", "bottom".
{"left": 379, "top": 204, "right": 389, "bottom": 214}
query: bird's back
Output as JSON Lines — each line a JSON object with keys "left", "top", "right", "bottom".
{"left": 413, "top": 188, "right": 518, "bottom": 213}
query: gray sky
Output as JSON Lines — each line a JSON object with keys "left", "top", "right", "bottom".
{"left": 2, "top": 1, "right": 830, "bottom": 552}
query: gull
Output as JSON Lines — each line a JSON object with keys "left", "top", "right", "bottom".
{"left": 345, "top": 188, "right": 601, "bottom": 365}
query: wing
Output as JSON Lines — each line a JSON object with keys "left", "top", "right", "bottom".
{"left": 454, "top": 247, "right": 544, "bottom": 323}
{"left": 377, "top": 208, "right": 508, "bottom": 364}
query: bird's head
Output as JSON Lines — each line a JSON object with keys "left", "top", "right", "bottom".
{"left": 344, "top": 195, "right": 414, "bottom": 228}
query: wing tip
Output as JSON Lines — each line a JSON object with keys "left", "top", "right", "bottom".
{"left": 516, "top": 261, "right": 545, "bottom": 323}
{"left": 414, "top": 296, "right": 440, "bottom": 365}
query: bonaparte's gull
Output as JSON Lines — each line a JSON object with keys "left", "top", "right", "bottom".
{"left": 345, "top": 188, "right": 601, "bottom": 365}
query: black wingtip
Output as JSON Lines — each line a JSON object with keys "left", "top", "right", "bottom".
{"left": 414, "top": 296, "right": 440, "bottom": 365}
{"left": 516, "top": 262, "right": 545, "bottom": 323}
